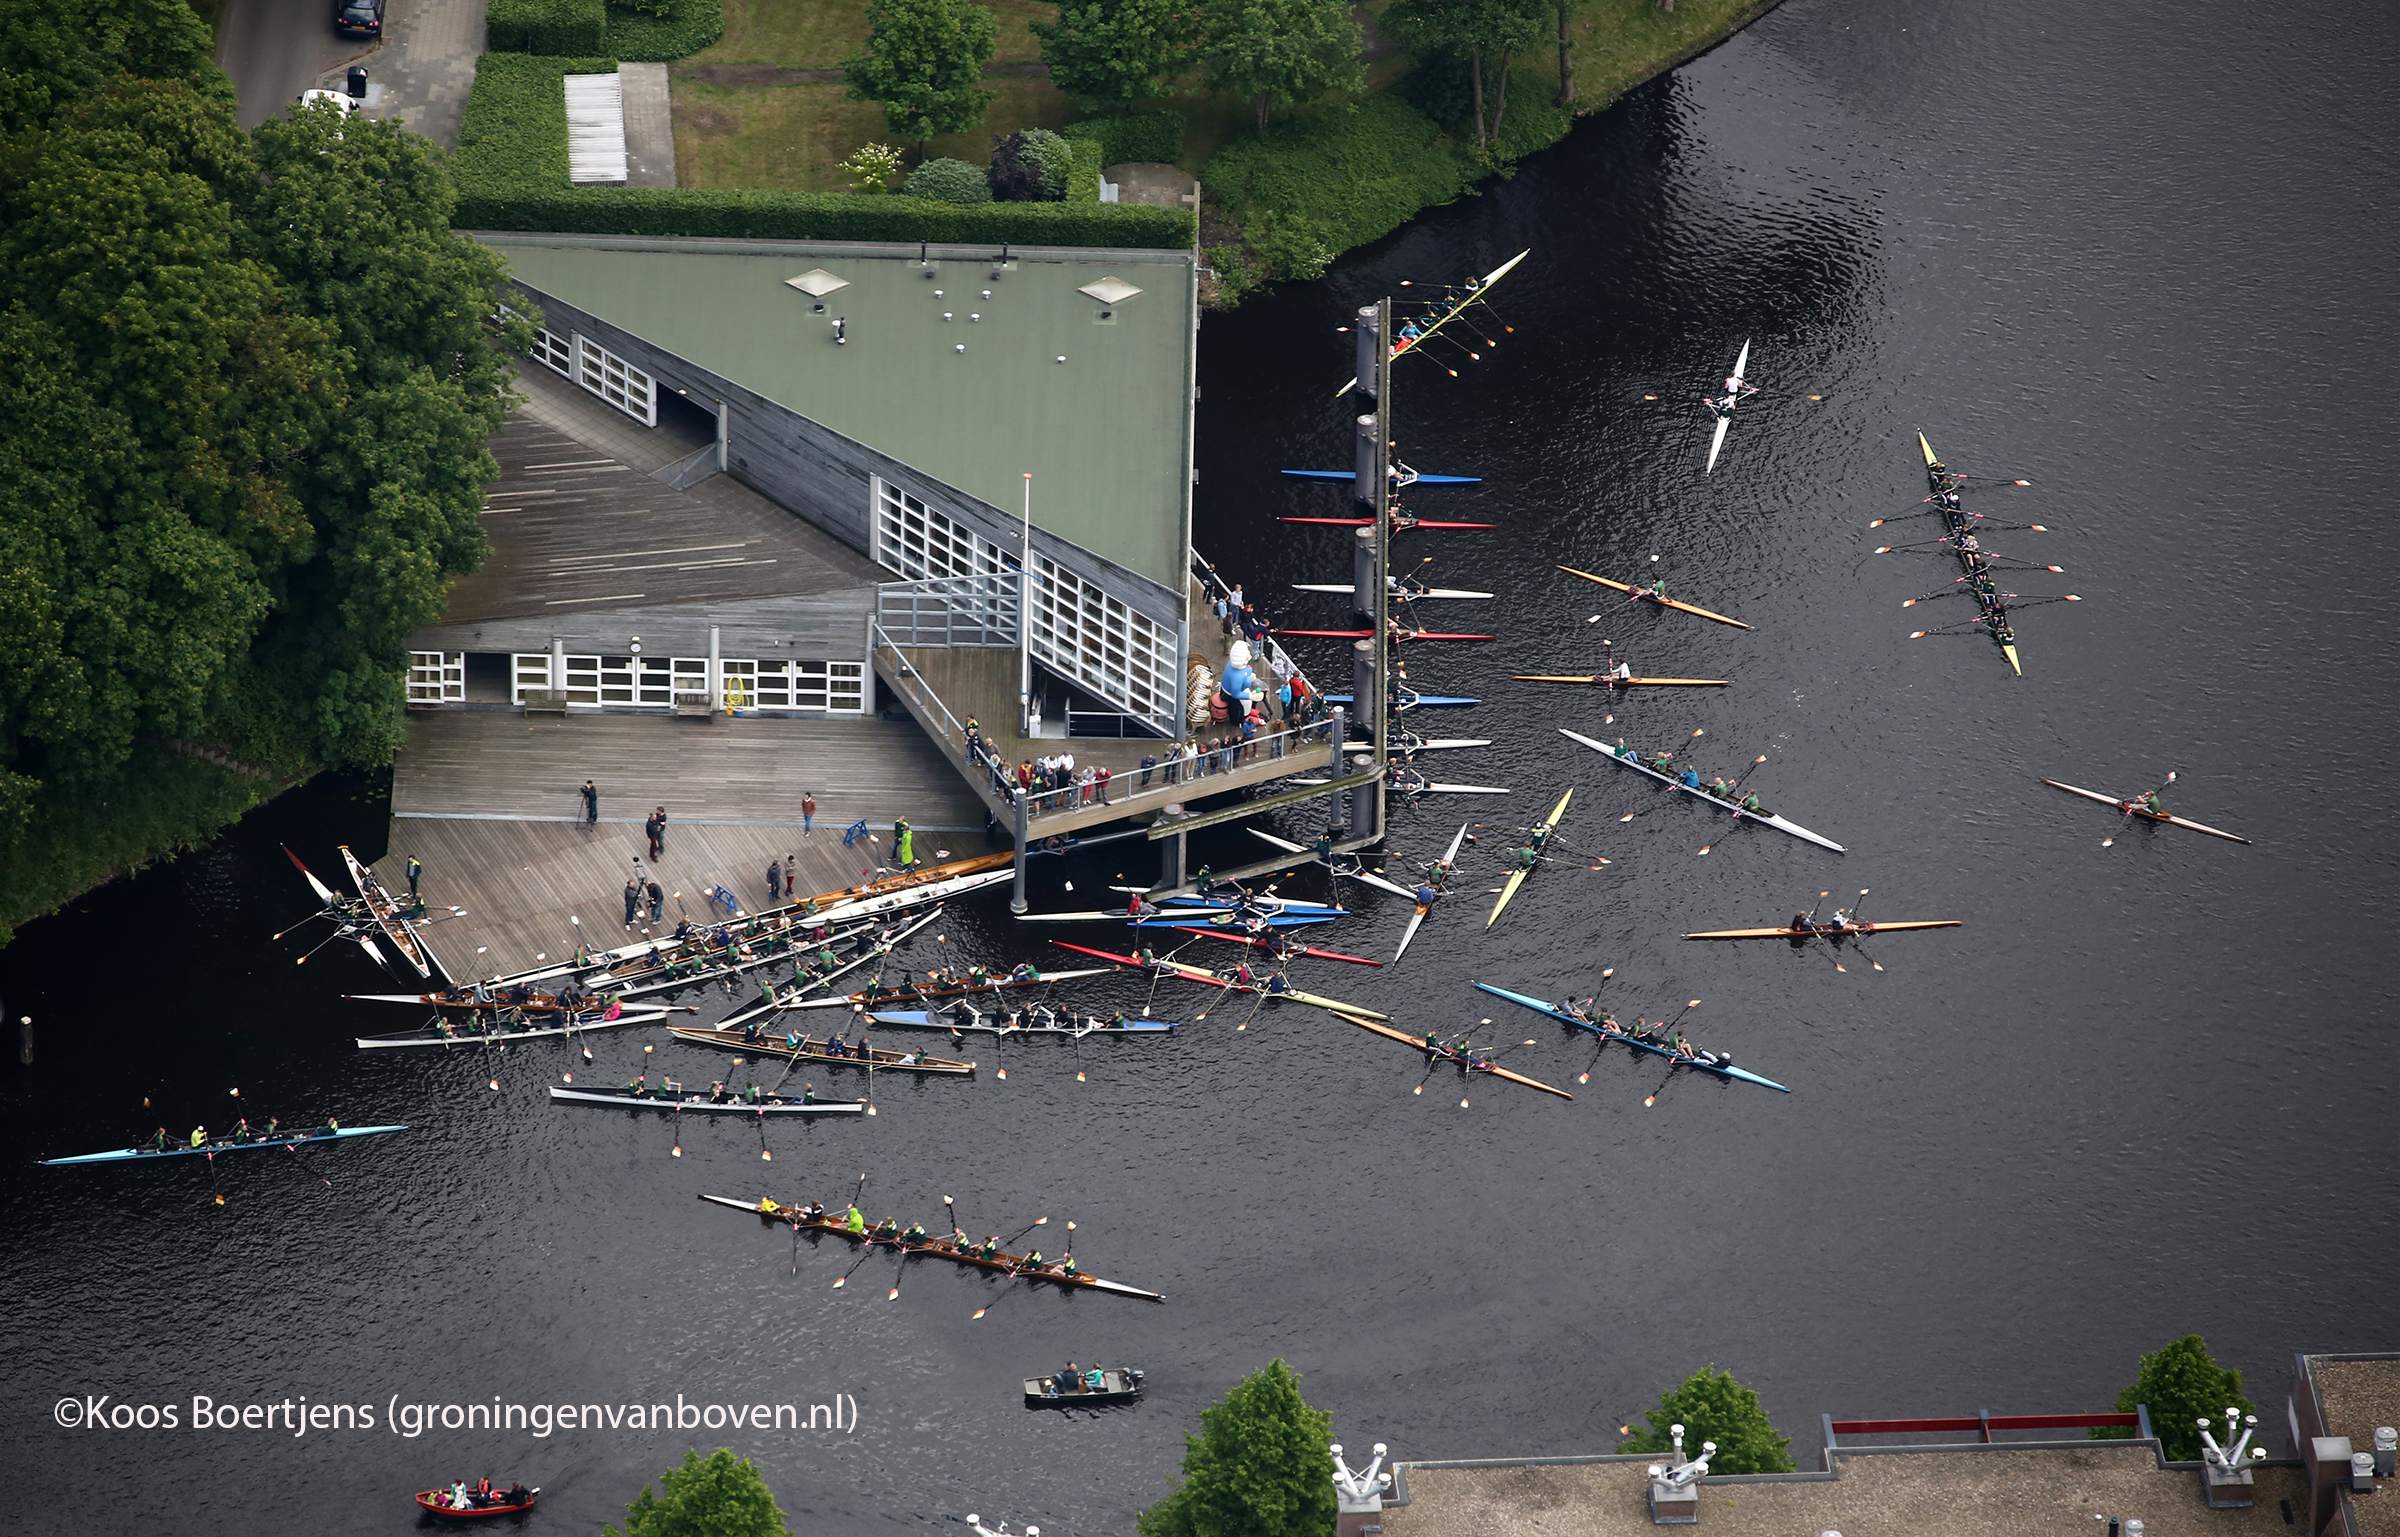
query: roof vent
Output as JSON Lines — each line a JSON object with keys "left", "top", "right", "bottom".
{"left": 1078, "top": 276, "right": 1142, "bottom": 305}
{"left": 785, "top": 269, "right": 850, "bottom": 297}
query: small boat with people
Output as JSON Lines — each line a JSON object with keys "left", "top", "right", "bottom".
{"left": 2039, "top": 773, "right": 2251, "bottom": 843}
{"left": 548, "top": 1084, "right": 866, "bottom": 1115}
{"left": 702, "top": 1194, "right": 1167, "bottom": 1302}
{"left": 668, "top": 1025, "right": 977, "bottom": 1075}
{"left": 1554, "top": 565, "right": 1751, "bottom": 629}
{"left": 1336, "top": 1012, "right": 1574, "bottom": 1100}
{"left": 1050, "top": 943, "right": 1389, "bottom": 1020}
{"left": 1025, "top": 1364, "right": 1146, "bottom": 1408}
{"left": 354, "top": 1004, "right": 678, "bottom": 1050}
{"left": 788, "top": 964, "right": 1109, "bottom": 1010}
{"left": 1475, "top": 983, "right": 1790, "bottom": 1093}
{"left": 43, "top": 1121, "right": 409, "bottom": 1165}
{"left": 414, "top": 1478, "right": 538, "bottom": 1518}
{"left": 1562, "top": 729, "right": 1845, "bottom": 852}
{"left": 866, "top": 1003, "right": 1178, "bottom": 1036}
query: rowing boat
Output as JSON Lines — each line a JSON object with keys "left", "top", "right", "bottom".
{"left": 1129, "top": 911, "right": 1334, "bottom": 930}
{"left": 1512, "top": 675, "right": 1728, "bottom": 687}
{"left": 789, "top": 967, "right": 1110, "bottom": 1010}
{"left": 1016, "top": 906, "right": 1236, "bottom": 923}
{"left": 1560, "top": 730, "right": 1845, "bottom": 852}
{"left": 550, "top": 1086, "right": 864, "bottom": 1115}
{"left": 340, "top": 846, "right": 439, "bottom": 980}
{"left": 705, "top": 910, "right": 947, "bottom": 1034}
{"left": 701, "top": 1194, "right": 1166, "bottom": 1302}
{"left": 1167, "top": 927, "right": 1382, "bottom": 966}
{"left": 1294, "top": 774, "right": 1508, "bottom": 797}
{"left": 356, "top": 1005, "right": 679, "bottom": 1050}
{"left": 1388, "top": 736, "right": 1492, "bottom": 752}
{"left": 1027, "top": 1369, "right": 1145, "bottom": 1407}
{"left": 1281, "top": 470, "right": 1481, "bottom": 484}
{"left": 283, "top": 846, "right": 396, "bottom": 973}
{"left": 44, "top": 1124, "right": 411, "bottom": 1165}
{"left": 1336, "top": 248, "right": 1530, "bottom": 396}
{"left": 1474, "top": 984, "right": 1790, "bottom": 1093}
{"left": 1243, "top": 830, "right": 1416, "bottom": 898}
{"left": 1925, "top": 434, "right": 2021, "bottom": 674}
{"left": 1395, "top": 823, "right": 1467, "bottom": 963}
{"left": 1706, "top": 339, "right": 1751, "bottom": 474}
{"left": 1488, "top": 789, "right": 1572, "bottom": 929}
{"left": 2039, "top": 779, "right": 2252, "bottom": 843}
{"left": 1276, "top": 517, "right": 1496, "bottom": 530}
{"left": 415, "top": 1486, "right": 539, "bottom": 1519}
{"left": 1336, "top": 1013, "right": 1573, "bottom": 1100}
{"left": 866, "top": 1005, "right": 1179, "bottom": 1035}
{"left": 1554, "top": 566, "right": 1751, "bottom": 629}
{"left": 348, "top": 988, "right": 648, "bottom": 1013}
{"left": 1290, "top": 584, "right": 1494, "bottom": 600}
{"left": 1050, "top": 943, "right": 1389, "bottom": 1019}
{"left": 1320, "top": 692, "right": 1480, "bottom": 708}
{"left": 1683, "top": 920, "right": 1961, "bottom": 939}
{"left": 1162, "top": 891, "right": 1340, "bottom": 913}
{"left": 667, "top": 1026, "right": 977, "bottom": 1075}
{"left": 1277, "top": 629, "right": 1494, "bottom": 642}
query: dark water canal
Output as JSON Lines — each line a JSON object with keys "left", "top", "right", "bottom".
{"left": 6, "top": 0, "right": 2397, "bottom": 1530}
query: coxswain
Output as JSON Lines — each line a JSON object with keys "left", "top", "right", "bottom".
{"left": 325, "top": 1116, "right": 340, "bottom": 1134}
{"left": 1678, "top": 767, "right": 1702, "bottom": 788}
{"left": 801, "top": 1083, "right": 816, "bottom": 1105}
{"left": 844, "top": 1204, "right": 866, "bottom": 1233}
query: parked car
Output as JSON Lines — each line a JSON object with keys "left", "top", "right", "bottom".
{"left": 332, "top": 0, "right": 384, "bottom": 36}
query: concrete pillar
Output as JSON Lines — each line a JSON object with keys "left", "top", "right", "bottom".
{"left": 708, "top": 625, "right": 722, "bottom": 713}
{"left": 1010, "top": 790, "right": 1031, "bottom": 913}
{"left": 1352, "top": 415, "right": 1379, "bottom": 513}
{"left": 550, "top": 636, "right": 566, "bottom": 697}
{"left": 1352, "top": 306, "right": 1380, "bottom": 408}
{"left": 715, "top": 398, "right": 730, "bottom": 472}
{"left": 1351, "top": 527, "right": 1381, "bottom": 618}
{"left": 1158, "top": 825, "right": 1187, "bottom": 890}
{"left": 1350, "top": 643, "right": 1377, "bottom": 740}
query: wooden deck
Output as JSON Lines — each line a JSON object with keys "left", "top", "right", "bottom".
{"left": 382, "top": 709, "right": 995, "bottom": 978}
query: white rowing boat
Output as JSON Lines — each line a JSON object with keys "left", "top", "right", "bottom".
{"left": 1705, "top": 338, "right": 1751, "bottom": 475}
{"left": 1289, "top": 584, "right": 1495, "bottom": 600}
{"left": 1244, "top": 829, "right": 1416, "bottom": 899}
{"left": 1394, "top": 822, "right": 1468, "bottom": 963}
{"left": 1561, "top": 730, "right": 1845, "bottom": 852}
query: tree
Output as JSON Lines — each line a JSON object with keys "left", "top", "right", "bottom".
{"left": 1197, "top": 0, "right": 1364, "bottom": 129}
{"left": 1383, "top": 0, "right": 1547, "bottom": 148}
{"left": 1618, "top": 1366, "right": 1795, "bottom": 1475}
{"left": 605, "top": 1448, "right": 793, "bottom": 1537}
{"left": 1552, "top": 0, "right": 1586, "bottom": 105}
{"left": 1032, "top": 0, "right": 1189, "bottom": 110}
{"left": 842, "top": 0, "right": 997, "bottom": 148}
{"left": 2093, "top": 1334, "right": 2254, "bottom": 1463}
{"left": 1139, "top": 1359, "right": 1336, "bottom": 1537}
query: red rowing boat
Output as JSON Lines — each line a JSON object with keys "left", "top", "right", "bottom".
{"left": 415, "top": 1485, "right": 538, "bottom": 1518}
{"left": 1167, "top": 927, "right": 1382, "bottom": 967}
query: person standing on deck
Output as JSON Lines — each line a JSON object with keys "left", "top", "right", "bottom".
{"left": 406, "top": 856, "right": 422, "bottom": 898}
{"left": 801, "top": 791, "right": 817, "bottom": 835}
{"left": 581, "top": 780, "right": 599, "bottom": 825}
{"left": 623, "top": 878, "right": 641, "bottom": 929}
{"left": 647, "top": 880, "right": 664, "bottom": 924}
{"left": 895, "top": 823, "right": 916, "bottom": 870}
{"left": 1096, "top": 764, "right": 1112, "bottom": 804}
{"left": 767, "top": 860, "right": 783, "bottom": 902}
{"left": 645, "top": 809, "right": 664, "bottom": 859}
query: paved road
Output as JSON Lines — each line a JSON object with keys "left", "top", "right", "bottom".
{"left": 218, "top": 0, "right": 375, "bottom": 130}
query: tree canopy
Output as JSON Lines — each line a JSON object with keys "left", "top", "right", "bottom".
{"left": 0, "top": 0, "right": 519, "bottom": 839}
{"left": 1383, "top": 0, "right": 1548, "bottom": 146}
{"left": 1197, "top": 0, "right": 1365, "bottom": 128}
{"left": 605, "top": 1448, "right": 794, "bottom": 1537}
{"left": 842, "top": 0, "right": 999, "bottom": 145}
{"left": 2094, "top": 1334, "right": 2254, "bottom": 1462}
{"left": 1618, "top": 1365, "right": 1796, "bottom": 1475}
{"left": 1033, "top": 0, "right": 1191, "bottom": 111}
{"left": 1139, "top": 1358, "right": 1336, "bottom": 1537}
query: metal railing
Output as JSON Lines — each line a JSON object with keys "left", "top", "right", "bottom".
{"left": 875, "top": 572, "right": 1020, "bottom": 648}
{"left": 977, "top": 717, "right": 1339, "bottom": 824}
{"left": 869, "top": 621, "right": 972, "bottom": 748}
{"left": 1192, "top": 550, "right": 1317, "bottom": 704}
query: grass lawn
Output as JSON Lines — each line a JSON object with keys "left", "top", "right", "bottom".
{"left": 1568, "top": 0, "right": 1784, "bottom": 108}
{"left": 691, "top": 0, "right": 1053, "bottom": 68}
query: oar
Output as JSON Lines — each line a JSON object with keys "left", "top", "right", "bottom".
{"left": 1640, "top": 1000, "right": 1704, "bottom": 1107}
{"left": 282, "top": 1140, "right": 335, "bottom": 1189}
{"left": 969, "top": 1218, "right": 1051, "bottom": 1319}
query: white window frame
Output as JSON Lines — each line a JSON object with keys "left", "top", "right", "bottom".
{"left": 530, "top": 327, "right": 573, "bottom": 378}
{"left": 407, "top": 651, "right": 464, "bottom": 705}
{"left": 575, "top": 334, "right": 656, "bottom": 426}
{"left": 873, "top": 478, "right": 1011, "bottom": 582}
{"left": 1029, "top": 556, "right": 1176, "bottom": 722}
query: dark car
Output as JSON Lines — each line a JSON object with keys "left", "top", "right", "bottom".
{"left": 333, "top": 0, "right": 383, "bottom": 35}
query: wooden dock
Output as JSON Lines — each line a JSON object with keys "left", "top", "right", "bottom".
{"left": 381, "top": 709, "right": 994, "bottom": 979}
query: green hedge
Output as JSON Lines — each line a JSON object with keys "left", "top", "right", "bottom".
{"left": 1062, "top": 110, "right": 1184, "bottom": 166}
{"left": 458, "top": 185, "right": 1195, "bottom": 246}
{"left": 1205, "top": 94, "right": 1477, "bottom": 277}
{"left": 486, "top": 0, "right": 608, "bottom": 55}
{"left": 605, "top": 0, "right": 725, "bottom": 62}
{"left": 1064, "top": 134, "right": 1103, "bottom": 204}
{"left": 453, "top": 53, "right": 618, "bottom": 194}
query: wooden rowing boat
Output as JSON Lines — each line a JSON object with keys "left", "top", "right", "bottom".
{"left": 1561, "top": 730, "right": 1845, "bottom": 852}
{"left": 2039, "top": 779, "right": 2252, "bottom": 843}
{"left": 1337, "top": 1012, "right": 1573, "bottom": 1099}
{"left": 667, "top": 1026, "right": 977, "bottom": 1074}
{"left": 1554, "top": 566, "right": 1751, "bottom": 629}
{"left": 865, "top": 1005, "right": 1178, "bottom": 1035}
{"left": 1488, "top": 789, "right": 1572, "bottom": 930}
{"left": 1474, "top": 983, "right": 1790, "bottom": 1093}
{"left": 700, "top": 1194, "right": 1167, "bottom": 1301}
{"left": 550, "top": 1086, "right": 864, "bottom": 1115}
{"left": 340, "top": 845, "right": 439, "bottom": 980}
{"left": 1512, "top": 674, "right": 1729, "bottom": 687}
{"left": 44, "top": 1124, "right": 411, "bottom": 1165}
{"left": 1683, "top": 920, "right": 1961, "bottom": 939}
{"left": 1049, "top": 943, "right": 1388, "bottom": 1019}
{"left": 356, "top": 1005, "right": 678, "bottom": 1050}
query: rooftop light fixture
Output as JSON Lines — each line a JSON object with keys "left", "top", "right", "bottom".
{"left": 1078, "top": 276, "right": 1142, "bottom": 306}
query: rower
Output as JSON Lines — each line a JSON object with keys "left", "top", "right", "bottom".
{"left": 1061, "top": 1252, "right": 1078, "bottom": 1278}
{"left": 231, "top": 1118, "right": 253, "bottom": 1144}
{"left": 709, "top": 1080, "right": 729, "bottom": 1102}
{"left": 1415, "top": 882, "right": 1439, "bottom": 906}
{"left": 1741, "top": 791, "right": 1763, "bottom": 813}
{"left": 1678, "top": 767, "right": 1702, "bottom": 788}
{"left": 1610, "top": 660, "right": 1633, "bottom": 685}
{"left": 1054, "top": 1362, "right": 1080, "bottom": 1394}
{"left": 801, "top": 1083, "right": 816, "bottom": 1105}
{"left": 625, "top": 1074, "right": 648, "bottom": 1097}
{"left": 1265, "top": 973, "right": 1291, "bottom": 995}
{"left": 871, "top": 1216, "right": 899, "bottom": 1239}
{"left": 1790, "top": 912, "right": 1814, "bottom": 934}
{"left": 1011, "top": 962, "right": 1039, "bottom": 982}
{"left": 151, "top": 1127, "right": 172, "bottom": 1154}
{"left": 1024, "top": 1248, "right": 1044, "bottom": 1270}
{"left": 981, "top": 1235, "right": 1001, "bottom": 1259}
{"left": 903, "top": 1221, "right": 928, "bottom": 1244}
{"left": 1516, "top": 844, "right": 1539, "bottom": 871}
{"left": 800, "top": 1199, "right": 826, "bottom": 1221}
{"left": 745, "top": 1082, "right": 764, "bottom": 1104}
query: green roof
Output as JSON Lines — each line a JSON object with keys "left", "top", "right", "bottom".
{"left": 478, "top": 233, "right": 1195, "bottom": 594}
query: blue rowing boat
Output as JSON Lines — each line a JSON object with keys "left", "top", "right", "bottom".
{"left": 1473, "top": 984, "right": 1790, "bottom": 1093}
{"left": 43, "top": 1124, "right": 413, "bottom": 1165}
{"left": 1130, "top": 913, "right": 1333, "bottom": 930}
{"left": 1320, "top": 693, "right": 1481, "bottom": 708}
{"left": 1281, "top": 470, "right": 1481, "bottom": 484}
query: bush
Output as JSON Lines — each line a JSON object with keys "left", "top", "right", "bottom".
{"left": 605, "top": 0, "right": 725, "bottom": 61}
{"left": 1062, "top": 109, "right": 1185, "bottom": 165}
{"left": 1618, "top": 1366, "right": 1796, "bottom": 1476}
{"left": 990, "top": 128, "right": 1072, "bottom": 200}
{"left": 906, "top": 156, "right": 992, "bottom": 203}
{"left": 1206, "top": 94, "right": 1475, "bottom": 274}
{"left": 1399, "top": 53, "right": 1476, "bottom": 130}
{"left": 1063, "top": 133, "right": 1104, "bottom": 203}
{"left": 839, "top": 141, "right": 906, "bottom": 192}
{"left": 457, "top": 183, "right": 1195, "bottom": 246}
{"left": 2093, "top": 1335, "right": 2254, "bottom": 1463}
{"left": 454, "top": 53, "right": 619, "bottom": 193}
{"left": 485, "top": 0, "right": 608, "bottom": 55}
